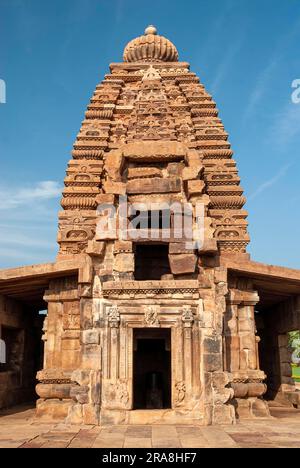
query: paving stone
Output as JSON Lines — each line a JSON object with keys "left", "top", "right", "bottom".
{"left": 124, "top": 438, "right": 152, "bottom": 448}
{"left": 152, "top": 439, "right": 182, "bottom": 448}
{"left": 1, "top": 406, "right": 300, "bottom": 448}
{"left": 200, "top": 427, "right": 238, "bottom": 448}
{"left": 92, "top": 436, "right": 125, "bottom": 448}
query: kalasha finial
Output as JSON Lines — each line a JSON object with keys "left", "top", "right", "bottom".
{"left": 123, "top": 25, "right": 178, "bottom": 62}
{"left": 145, "top": 25, "right": 157, "bottom": 35}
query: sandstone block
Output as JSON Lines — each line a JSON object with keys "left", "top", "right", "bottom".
{"left": 61, "top": 339, "right": 80, "bottom": 350}
{"left": 187, "top": 180, "right": 205, "bottom": 197}
{"left": 168, "top": 253, "right": 197, "bottom": 275}
{"left": 182, "top": 165, "right": 203, "bottom": 181}
{"left": 90, "top": 370, "right": 101, "bottom": 404}
{"left": 36, "top": 383, "right": 72, "bottom": 400}
{"left": 82, "top": 330, "right": 100, "bottom": 345}
{"left": 70, "top": 385, "right": 89, "bottom": 404}
{"left": 114, "top": 253, "right": 134, "bottom": 272}
{"left": 114, "top": 240, "right": 133, "bottom": 253}
{"left": 36, "top": 399, "right": 72, "bottom": 421}
{"left": 214, "top": 267, "right": 227, "bottom": 283}
{"left": 103, "top": 181, "right": 126, "bottom": 195}
{"left": 169, "top": 242, "right": 194, "bottom": 254}
{"left": 204, "top": 336, "right": 222, "bottom": 354}
{"left": 66, "top": 403, "right": 83, "bottom": 425}
{"left": 86, "top": 241, "right": 105, "bottom": 257}
{"left": 199, "top": 239, "right": 218, "bottom": 255}
{"left": 203, "top": 353, "right": 223, "bottom": 372}
{"left": 247, "top": 382, "right": 267, "bottom": 398}
{"left": 71, "top": 369, "right": 91, "bottom": 386}
{"left": 126, "top": 177, "right": 181, "bottom": 194}
{"left": 83, "top": 404, "right": 99, "bottom": 425}
{"left": 212, "top": 404, "right": 235, "bottom": 425}
{"left": 186, "top": 150, "right": 202, "bottom": 167}
{"left": 122, "top": 140, "right": 186, "bottom": 160}
{"left": 80, "top": 300, "right": 93, "bottom": 329}
{"left": 251, "top": 399, "right": 270, "bottom": 417}
{"left": 95, "top": 193, "right": 115, "bottom": 205}
{"left": 127, "top": 167, "right": 162, "bottom": 179}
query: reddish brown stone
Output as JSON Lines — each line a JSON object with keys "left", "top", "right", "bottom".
{"left": 168, "top": 253, "right": 197, "bottom": 275}
{"left": 126, "top": 177, "right": 181, "bottom": 194}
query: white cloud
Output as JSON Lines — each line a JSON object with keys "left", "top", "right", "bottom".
{"left": 0, "top": 180, "right": 61, "bottom": 268}
{"left": 269, "top": 103, "right": 300, "bottom": 147}
{"left": 0, "top": 180, "right": 62, "bottom": 210}
{"left": 248, "top": 164, "right": 291, "bottom": 201}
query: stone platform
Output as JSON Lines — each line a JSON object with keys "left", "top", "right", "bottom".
{"left": 1, "top": 405, "right": 300, "bottom": 448}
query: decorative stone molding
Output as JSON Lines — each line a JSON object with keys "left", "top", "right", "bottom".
{"left": 107, "top": 305, "right": 120, "bottom": 328}
{"left": 144, "top": 306, "right": 160, "bottom": 327}
{"left": 182, "top": 305, "right": 194, "bottom": 325}
{"left": 103, "top": 380, "right": 130, "bottom": 409}
{"left": 174, "top": 381, "right": 186, "bottom": 406}
{"left": 102, "top": 280, "right": 199, "bottom": 298}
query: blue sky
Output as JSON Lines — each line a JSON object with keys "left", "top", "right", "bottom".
{"left": 0, "top": 0, "right": 300, "bottom": 269}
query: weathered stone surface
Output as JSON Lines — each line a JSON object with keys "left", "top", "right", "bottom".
{"left": 82, "top": 330, "right": 100, "bottom": 345}
{"left": 114, "top": 240, "right": 133, "bottom": 253}
{"left": 103, "top": 181, "right": 126, "bottom": 195}
{"left": 36, "top": 399, "right": 72, "bottom": 421}
{"left": 70, "top": 385, "right": 89, "bottom": 404}
{"left": 204, "top": 336, "right": 222, "bottom": 354}
{"left": 36, "top": 384, "right": 72, "bottom": 400}
{"left": 86, "top": 240, "right": 105, "bottom": 257}
{"left": 182, "top": 165, "right": 203, "bottom": 181}
{"left": 127, "top": 167, "right": 162, "bottom": 179}
{"left": 199, "top": 239, "right": 218, "bottom": 255}
{"left": 1, "top": 25, "right": 299, "bottom": 430}
{"left": 187, "top": 180, "right": 205, "bottom": 197}
{"left": 95, "top": 193, "right": 115, "bottom": 205}
{"left": 168, "top": 253, "right": 197, "bottom": 275}
{"left": 169, "top": 242, "right": 194, "bottom": 254}
{"left": 126, "top": 177, "right": 181, "bottom": 194}
{"left": 114, "top": 253, "right": 134, "bottom": 272}
{"left": 203, "top": 353, "right": 223, "bottom": 372}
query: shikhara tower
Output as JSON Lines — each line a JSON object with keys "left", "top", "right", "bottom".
{"left": 0, "top": 27, "right": 299, "bottom": 425}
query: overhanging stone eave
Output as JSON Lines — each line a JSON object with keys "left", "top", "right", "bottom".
{"left": 0, "top": 258, "right": 83, "bottom": 283}
{"left": 0, "top": 259, "right": 84, "bottom": 306}
{"left": 223, "top": 259, "right": 300, "bottom": 309}
{"left": 223, "top": 259, "right": 300, "bottom": 285}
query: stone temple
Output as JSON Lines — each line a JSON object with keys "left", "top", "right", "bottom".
{"left": 0, "top": 26, "right": 299, "bottom": 426}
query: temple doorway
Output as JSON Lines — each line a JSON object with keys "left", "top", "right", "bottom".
{"left": 133, "top": 328, "right": 171, "bottom": 410}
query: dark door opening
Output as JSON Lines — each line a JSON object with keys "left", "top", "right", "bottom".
{"left": 133, "top": 329, "right": 171, "bottom": 410}
{"left": 134, "top": 244, "right": 171, "bottom": 280}
{"left": 0, "top": 311, "right": 44, "bottom": 410}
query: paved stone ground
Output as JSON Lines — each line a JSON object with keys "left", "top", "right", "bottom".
{"left": 0, "top": 405, "right": 300, "bottom": 448}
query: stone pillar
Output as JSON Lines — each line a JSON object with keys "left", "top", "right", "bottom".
{"left": 67, "top": 261, "right": 102, "bottom": 426}
{"left": 182, "top": 306, "right": 194, "bottom": 398}
{"left": 225, "top": 288, "right": 269, "bottom": 419}
{"left": 36, "top": 276, "right": 81, "bottom": 421}
{"left": 201, "top": 269, "right": 235, "bottom": 426}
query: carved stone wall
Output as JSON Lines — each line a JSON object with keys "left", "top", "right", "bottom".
{"left": 57, "top": 30, "right": 250, "bottom": 260}
{"left": 34, "top": 27, "right": 275, "bottom": 426}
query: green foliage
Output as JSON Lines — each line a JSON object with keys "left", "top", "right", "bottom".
{"left": 288, "top": 330, "right": 300, "bottom": 348}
